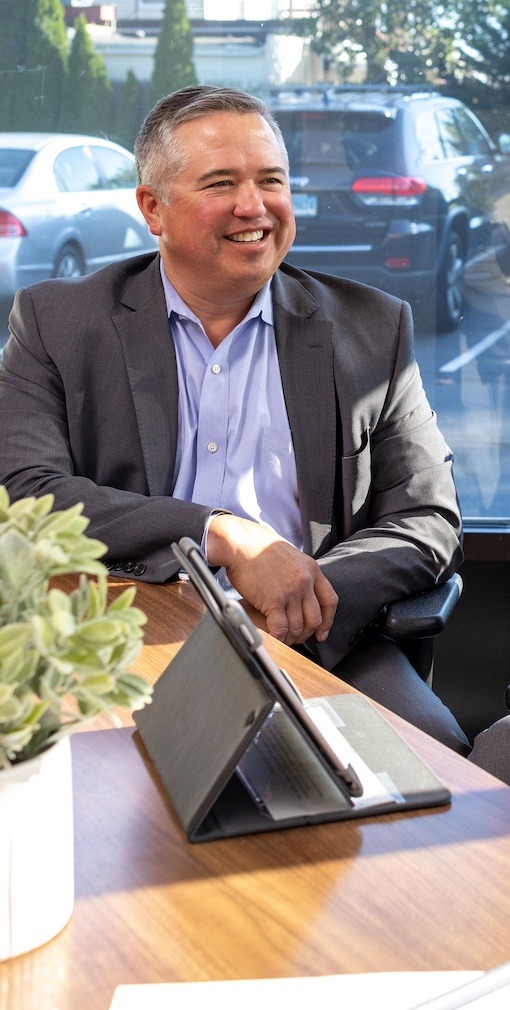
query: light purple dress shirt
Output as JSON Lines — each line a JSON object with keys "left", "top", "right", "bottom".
{"left": 160, "top": 263, "right": 303, "bottom": 555}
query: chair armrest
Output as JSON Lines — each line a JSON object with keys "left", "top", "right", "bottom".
{"left": 378, "top": 573, "right": 463, "bottom": 641}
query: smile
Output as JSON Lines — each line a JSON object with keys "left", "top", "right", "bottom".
{"left": 226, "top": 230, "right": 265, "bottom": 243}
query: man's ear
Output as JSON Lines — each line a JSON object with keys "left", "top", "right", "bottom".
{"left": 136, "top": 186, "right": 164, "bottom": 236}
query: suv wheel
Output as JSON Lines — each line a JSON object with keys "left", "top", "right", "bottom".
{"left": 436, "top": 228, "right": 465, "bottom": 332}
{"left": 53, "top": 244, "right": 85, "bottom": 279}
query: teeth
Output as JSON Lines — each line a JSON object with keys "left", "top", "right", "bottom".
{"left": 228, "top": 230, "right": 264, "bottom": 243}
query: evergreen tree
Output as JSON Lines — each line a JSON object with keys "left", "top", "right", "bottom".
{"left": 114, "top": 70, "right": 145, "bottom": 151}
{"left": 0, "top": 0, "right": 68, "bottom": 131}
{"left": 61, "top": 14, "right": 113, "bottom": 136}
{"left": 148, "top": 0, "right": 197, "bottom": 111}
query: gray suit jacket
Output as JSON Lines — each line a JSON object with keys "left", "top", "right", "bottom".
{"left": 0, "top": 253, "right": 462, "bottom": 666}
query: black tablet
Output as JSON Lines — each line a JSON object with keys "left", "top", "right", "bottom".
{"left": 171, "top": 537, "right": 363, "bottom": 800}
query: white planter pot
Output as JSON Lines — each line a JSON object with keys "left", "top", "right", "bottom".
{"left": 0, "top": 735, "right": 74, "bottom": 961}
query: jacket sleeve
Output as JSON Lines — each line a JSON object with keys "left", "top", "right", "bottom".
{"left": 315, "top": 299, "right": 463, "bottom": 669}
{"left": 0, "top": 285, "right": 214, "bottom": 583}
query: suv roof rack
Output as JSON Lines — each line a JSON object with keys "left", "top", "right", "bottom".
{"left": 269, "top": 83, "right": 440, "bottom": 107}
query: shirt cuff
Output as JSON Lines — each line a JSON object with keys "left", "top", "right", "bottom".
{"left": 201, "top": 510, "right": 232, "bottom": 566}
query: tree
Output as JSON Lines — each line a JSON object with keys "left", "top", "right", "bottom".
{"left": 114, "top": 70, "right": 145, "bottom": 152}
{"left": 148, "top": 0, "right": 197, "bottom": 111}
{"left": 299, "top": 0, "right": 457, "bottom": 85}
{"left": 60, "top": 14, "right": 113, "bottom": 136}
{"left": 0, "top": 0, "right": 68, "bottom": 131}
{"left": 454, "top": 0, "right": 510, "bottom": 95}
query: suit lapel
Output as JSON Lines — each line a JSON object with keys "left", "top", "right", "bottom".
{"left": 109, "top": 259, "right": 339, "bottom": 547}
{"left": 112, "top": 257, "right": 179, "bottom": 496}
{"left": 273, "top": 270, "right": 337, "bottom": 558}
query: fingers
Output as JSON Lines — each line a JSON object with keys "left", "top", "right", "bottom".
{"left": 266, "top": 570, "right": 338, "bottom": 647}
{"left": 313, "top": 571, "right": 339, "bottom": 643}
{"left": 206, "top": 514, "right": 338, "bottom": 647}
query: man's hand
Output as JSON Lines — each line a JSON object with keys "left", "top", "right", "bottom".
{"left": 206, "top": 514, "right": 338, "bottom": 647}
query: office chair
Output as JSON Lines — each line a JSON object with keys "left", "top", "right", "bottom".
{"left": 376, "top": 573, "right": 463, "bottom": 685}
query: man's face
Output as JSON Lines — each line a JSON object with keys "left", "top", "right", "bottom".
{"left": 137, "top": 111, "right": 296, "bottom": 305}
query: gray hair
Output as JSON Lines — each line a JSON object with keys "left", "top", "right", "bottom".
{"left": 134, "top": 85, "right": 288, "bottom": 198}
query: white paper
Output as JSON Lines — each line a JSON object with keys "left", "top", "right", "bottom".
{"left": 109, "top": 972, "right": 484, "bottom": 1010}
{"left": 305, "top": 700, "right": 400, "bottom": 809}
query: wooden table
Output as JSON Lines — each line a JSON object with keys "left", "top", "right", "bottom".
{"left": 3, "top": 577, "right": 510, "bottom": 1010}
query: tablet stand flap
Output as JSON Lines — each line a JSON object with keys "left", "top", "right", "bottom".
{"left": 134, "top": 611, "right": 273, "bottom": 836}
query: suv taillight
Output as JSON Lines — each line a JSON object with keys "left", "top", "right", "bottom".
{"left": 352, "top": 176, "right": 427, "bottom": 207}
{"left": 0, "top": 210, "right": 27, "bottom": 237}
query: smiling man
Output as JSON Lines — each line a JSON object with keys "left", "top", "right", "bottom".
{"left": 0, "top": 85, "right": 469, "bottom": 753}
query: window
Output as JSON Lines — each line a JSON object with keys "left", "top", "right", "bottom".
{"left": 416, "top": 112, "right": 445, "bottom": 163}
{"left": 90, "top": 146, "right": 137, "bottom": 189}
{"left": 0, "top": 148, "right": 35, "bottom": 187}
{"left": 436, "top": 109, "right": 466, "bottom": 158}
{"left": 54, "top": 147, "right": 102, "bottom": 192}
{"left": 0, "top": 7, "right": 509, "bottom": 536}
{"left": 455, "top": 108, "right": 493, "bottom": 156}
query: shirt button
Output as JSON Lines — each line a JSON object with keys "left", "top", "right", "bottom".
{"left": 207, "top": 441, "right": 218, "bottom": 453}
{"left": 211, "top": 363, "right": 221, "bottom": 374}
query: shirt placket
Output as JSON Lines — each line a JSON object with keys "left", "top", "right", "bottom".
{"left": 192, "top": 343, "right": 229, "bottom": 507}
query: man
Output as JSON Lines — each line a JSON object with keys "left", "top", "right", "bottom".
{"left": 0, "top": 85, "right": 469, "bottom": 752}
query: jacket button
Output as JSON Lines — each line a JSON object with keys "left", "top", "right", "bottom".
{"left": 110, "top": 562, "right": 126, "bottom": 572}
{"left": 349, "top": 630, "right": 364, "bottom": 648}
{"left": 122, "top": 561, "right": 136, "bottom": 573}
{"left": 131, "top": 563, "right": 146, "bottom": 577}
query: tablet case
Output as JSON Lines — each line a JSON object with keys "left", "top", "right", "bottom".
{"left": 134, "top": 607, "right": 451, "bottom": 842}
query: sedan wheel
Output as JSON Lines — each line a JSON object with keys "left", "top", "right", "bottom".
{"left": 53, "top": 245, "right": 84, "bottom": 279}
{"left": 436, "top": 229, "right": 465, "bottom": 332}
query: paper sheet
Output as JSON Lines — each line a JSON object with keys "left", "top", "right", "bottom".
{"left": 109, "top": 972, "right": 485, "bottom": 1010}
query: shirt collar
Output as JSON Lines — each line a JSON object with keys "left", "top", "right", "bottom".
{"left": 160, "top": 260, "right": 274, "bottom": 327}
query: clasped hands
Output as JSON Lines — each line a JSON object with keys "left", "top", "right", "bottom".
{"left": 207, "top": 514, "right": 338, "bottom": 647}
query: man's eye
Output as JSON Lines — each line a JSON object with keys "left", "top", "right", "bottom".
{"left": 208, "top": 179, "right": 232, "bottom": 188}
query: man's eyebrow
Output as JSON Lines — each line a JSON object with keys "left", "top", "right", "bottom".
{"left": 196, "top": 166, "right": 287, "bottom": 183}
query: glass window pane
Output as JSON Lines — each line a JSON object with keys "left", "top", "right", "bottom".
{"left": 455, "top": 108, "right": 493, "bottom": 156}
{"left": 0, "top": 148, "right": 35, "bottom": 187}
{"left": 436, "top": 109, "right": 466, "bottom": 157}
{"left": 416, "top": 112, "right": 445, "bottom": 163}
{"left": 90, "top": 146, "right": 136, "bottom": 189}
{"left": 54, "top": 147, "right": 102, "bottom": 192}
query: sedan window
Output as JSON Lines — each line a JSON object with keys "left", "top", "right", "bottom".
{"left": 90, "top": 146, "right": 137, "bottom": 189}
{"left": 54, "top": 147, "right": 102, "bottom": 192}
{"left": 0, "top": 148, "right": 35, "bottom": 187}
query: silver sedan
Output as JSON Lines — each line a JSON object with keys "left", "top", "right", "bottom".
{"left": 0, "top": 132, "right": 157, "bottom": 316}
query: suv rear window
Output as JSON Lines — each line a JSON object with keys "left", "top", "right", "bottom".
{"left": 274, "top": 110, "right": 398, "bottom": 175}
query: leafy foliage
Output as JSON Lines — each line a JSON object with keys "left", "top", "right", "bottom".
{"left": 0, "top": 488, "right": 152, "bottom": 769}
{"left": 454, "top": 0, "right": 510, "bottom": 94}
{"left": 299, "top": 0, "right": 477, "bottom": 86}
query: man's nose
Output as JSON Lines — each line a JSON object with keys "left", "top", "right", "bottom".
{"left": 233, "top": 182, "right": 266, "bottom": 217}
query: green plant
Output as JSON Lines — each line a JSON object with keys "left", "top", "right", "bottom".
{"left": 0, "top": 487, "right": 152, "bottom": 768}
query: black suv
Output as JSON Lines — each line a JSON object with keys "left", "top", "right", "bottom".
{"left": 270, "top": 86, "right": 510, "bottom": 331}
